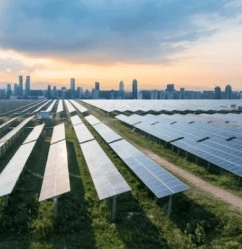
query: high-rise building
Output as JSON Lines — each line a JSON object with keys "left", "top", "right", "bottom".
{"left": 225, "top": 84, "right": 232, "bottom": 99}
{"left": 14, "top": 83, "right": 19, "bottom": 96}
{"left": 132, "top": 79, "right": 138, "bottom": 99}
{"left": 47, "top": 85, "right": 52, "bottom": 99}
{"left": 214, "top": 86, "right": 221, "bottom": 99}
{"left": 94, "top": 82, "right": 100, "bottom": 99}
{"left": 70, "top": 78, "right": 75, "bottom": 98}
{"left": 166, "top": 84, "right": 175, "bottom": 92}
{"left": 119, "top": 81, "right": 124, "bottom": 92}
{"left": 6, "top": 84, "right": 12, "bottom": 98}
{"left": 118, "top": 81, "right": 125, "bottom": 99}
{"left": 25, "top": 76, "right": 30, "bottom": 97}
{"left": 19, "top": 75, "right": 23, "bottom": 97}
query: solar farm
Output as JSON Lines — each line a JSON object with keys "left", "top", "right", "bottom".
{"left": 0, "top": 99, "right": 242, "bottom": 249}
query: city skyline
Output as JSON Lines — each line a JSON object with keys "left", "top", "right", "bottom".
{"left": 0, "top": 1, "right": 242, "bottom": 90}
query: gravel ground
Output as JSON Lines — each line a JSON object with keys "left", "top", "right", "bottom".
{"left": 141, "top": 148, "right": 242, "bottom": 213}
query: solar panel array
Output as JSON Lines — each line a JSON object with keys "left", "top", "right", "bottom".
{"left": 83, "top": 99, "right": 242, "bottom": 113}
{"left": 56, "top": 100, "right": 64, "bottom": 113}
{"left": 69, "top": 100, "right": 88, "bottom": 113}
{"left": 0, "top": 116, "right": 19, "bottom": 131}
{"left": 116, "top": 113, "right": 242, "bottom": 177}
{"left": 46, "top": 100, "right": 57, "bottom": 112}
{"left": 84, "top": 113, "right": 189, "bottom": 198}
{"left": 70, "top": 115, "right": 94, "bottom": 143}
{"left": 50, "top": 123, "right": 66, "bottom": 144}
{"left": 70, "top": 115, "right": 82, "bottom": 126}
{"left": 32, "top": 100, "right": 52, "bottom": 113}
{"left": 110, "top": 139, "right": 189, "bottom": 198}
{"left": 64, "top": 100, "right": 76, "bottom": 113}
{"left": 18, "top": 100, "right": 46, "bottom": 114}
{"left": 0, "top": 124, "right": 44, "bottom": 197}
{"left": 81, "top": 140, "right": 131, "bottom": 200}
{"left": 39, "top": 123, "right": 70, "bottom": 201}
{"left": 85, "top": 115, "right": 122, "bottom": 144}
{"left": 0, "top": 116, "right": 34, "bottom": 147}
{"left": 85, "top": 115, "right": 101, "bottom": 126}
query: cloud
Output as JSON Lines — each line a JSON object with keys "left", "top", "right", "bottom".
{"left": 0, "top": 0, "right": 241, "bottom": 64}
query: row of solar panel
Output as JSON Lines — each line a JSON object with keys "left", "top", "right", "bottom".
{"left": 115, "top": 114, "right": 242, "bottom": 177}
{"left": 84, "top": 114, "right": 189, "bottom": 199}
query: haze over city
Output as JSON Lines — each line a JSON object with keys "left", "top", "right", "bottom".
{"left": 0, "top": 0, "right": 242, "bottom": 90}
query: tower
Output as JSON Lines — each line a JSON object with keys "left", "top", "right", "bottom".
{"left": 70, "top": 78, "right": 75, "bottom": 99}
{"left": 25, "top": 76, "right": 30, "bottom": 97}
{"left": 132, "top": 79, "right": 138, "bottom": 99}
{"left": 19, "top": 75, "right": 23, "bottom": 97}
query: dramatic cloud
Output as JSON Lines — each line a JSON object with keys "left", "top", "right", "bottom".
{"left": 0, "top": 0, "right": 241, "bottom": 64}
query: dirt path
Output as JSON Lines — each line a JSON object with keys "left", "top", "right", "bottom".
{"left": 140, "top": 147, "right": 242, "bottom": 213}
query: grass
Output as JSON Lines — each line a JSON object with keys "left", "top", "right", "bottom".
{"left": 0, "top": 106, "right": 242, "bottom": 248}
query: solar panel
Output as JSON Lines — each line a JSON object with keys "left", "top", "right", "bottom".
{"left": 69, "top": 100, "right": 88, "bottom": 113}
{"left": 0, "top": 141, "right": 36, "bottom": 197}
{"left": 56, "top": 100, "right": 64, "bottom": 113}
{"left": 64, "top": 100, "right": 76, "bottom": 113}
{"left": 39, "top": 140, "right": 70, "bottom": 201}
{"left": 90, "top": 122, "right": 122, "bottom": 144}
{"left": 85, "top": 115, "right": 101, "bottom": 126}
{"left": 46, "top": 100, "right": 57, "bottom": 112}
{"left": 70, "top": 115, "right": 82, "bottom": 126}
{"left": 80, "top": 140, "right": 131, "bottom": 200}
{"left": 73, "top": 123, "right": 94, "bottom": 144}
{"left": 32, "top": 100, "right": 52, "bottom": 113}
{"left": 0, "top": 116, "right": 18, "bottom": 130}
{"left": 0, "top": 116, "right": 34, "bottom": 143}
{"left": 110, "top": 139, "right": 189, "bottom": 198}
{"left": 23, "top": 124, "right": 45, "bottom": 144}
{"left": 51, "top": 123, "right": 65, "bottom": 144}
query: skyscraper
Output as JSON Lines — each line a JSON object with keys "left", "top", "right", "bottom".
{"left": 132, "top": 79, "right": 138, "bottom": 99}
{"left": 94, "top": 82, "right": 100, "bottom": 99}
{"left": 214, "top": 86, "right": 221, "bottom": 99}
{"left": 225, "top": 84, "right": 232, "bottom": 99}
{"left": 70, "top": 78, "right": 75, "bottom": 98}
{"left": 118, "top": 81, "right": 125, "bottom": 99}
{"left": 19, "top": 75, "right": 23, "bottom": 97}
{"left": 25, "top": 76, "right": 30, "bottom": 97}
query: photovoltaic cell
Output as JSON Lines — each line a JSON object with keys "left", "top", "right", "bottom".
{"left": 0, "top": 141, "right": 36, "bottom": 197}
{"left": 64, "top": 100, "right": 76, "bottom": 113}
{"left": 110, "top": 139, "right": 189, "bottom": 198}
{"left": 90, "top": 122, "right": 122, "bottom": 144}
{"left": 85, "top": 115, "right": 101, "bottom": 126}
{"left": 80, "top": 140, "right": 131, "bottom": 200}
{"left": 39, "top": 140, "right": 70, "bottom": 201}
{"left": 73, "top": 123, "right": 94, "bottom": 144}
{"left": 50, "top": 123, "right": 65, "bottom": 144}
{"left": 56, "top": 100, "right": 64, "bottom": 113}
{"left": 23, "top": 124, "right": 45, "bottom": 144}
{"left": 70, "top": 115, "right": 82, "bottom": 126}
{"left": 0, "top": 116, "right": 34, "bottom": 143}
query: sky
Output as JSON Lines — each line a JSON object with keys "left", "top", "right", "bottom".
{"left": 0, "top": 0, "right": 242, "bottom": 91}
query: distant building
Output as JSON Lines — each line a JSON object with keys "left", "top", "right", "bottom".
{"left": 14, "top": 83, "right": 19, "bottom": 96}
{"left": 25, "top": 76, "right": 30, "bottom": 97}
{"left": 93, "top": 82, "right": 100, "bottom": 99}
{"left": 76, "top": 87, "right": 82, "bottom": 98}
{"left": 214, "top": 86, "right": 221, "bottom": 99}
{"left": 118, "top": 81, "right": 125, "bottom": 99}
{"left": 19, "top": 75, "right": 23, "bottom": 97}
{"left": 70, "top": 78, "right": 75, "bottom": 98}
{"left": 47, "top": 85, "right": 52, "bottom": 99}
{"left": 132, "top": 79, "right": 138, "bottom": 99}
{"left": 225, "top": 84, "right": 232, "bottom": 99}
{"left": 6, "top": 84, "right": 11, "bottom": 98}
